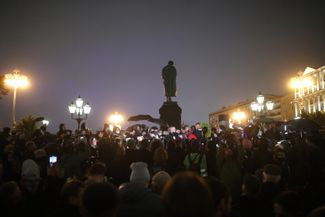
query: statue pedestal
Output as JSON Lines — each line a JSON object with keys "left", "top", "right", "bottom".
{"left": 159, "top": 101, "right": 182, "bottom": 130}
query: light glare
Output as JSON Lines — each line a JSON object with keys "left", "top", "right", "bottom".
{"left": 4, "top": 70, "right": 29, "bottom": 89}
{"left": 256, "top": 94, "right": 264, "bottom": 104}
{"left": 232, "top": 111, "right": 245, "bottom": 124}
{"left": 75, "top": 96, "right": 84, "bottom": 108}
{"left": 109, "top": 112, "right": 124, "bottom": 125}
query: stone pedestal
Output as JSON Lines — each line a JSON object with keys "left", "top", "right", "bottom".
{"left": 159, "top": 101, "right": 182, "bottom": 130}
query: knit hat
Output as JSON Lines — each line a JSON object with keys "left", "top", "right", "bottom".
{"left": 21, "top": 159, "right": 40, "bottom": 180}
{"left": 151, "top": 171, "right": 171, "bottom": 190}
{"left": 263, "top": 164, "right": 282, "bottom": 176}
{"left": 129, "top": 162, "right": 150, "bottom": 184}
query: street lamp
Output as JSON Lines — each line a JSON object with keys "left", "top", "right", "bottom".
{"left": 250, "top": 92, "right": 274, "bottom": 118}
{"left": 232, "top": 111, "right": 246, "bottom": 124}
{"left": 108, "top": 112, "right": 124, "bottom": 130}
{"left": 42, "top": 119, "right": 50, "bottom": 126}
{"left": 266, "top": 101, "right": 274, "bottom": 110}
{"left": 68, "top": 96, "right": 91, "bottom": 131}
{"left": 4, "top": 69, "right": 29, "bottom": 127}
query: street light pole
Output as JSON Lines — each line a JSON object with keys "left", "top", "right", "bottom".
{"left": 4, "top": 69, "right": 29, "bottom": 127}
{"left": 68, "top": 96, "right": 91, "bottom": 132}
{"left": 76, "top": 118, "right": 82, "bottom": 131}
{"left": 12, "top": 87, "right": 17, "bottom": 126}
{"left": 250, "top": 92, "right": 274, "bottom": 120}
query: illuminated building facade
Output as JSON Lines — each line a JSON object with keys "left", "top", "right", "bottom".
{"left": 209, "top": 94, "right": 293, "bottom": 128}
{"left": 291, "top": 66, "right": 325, "bottom": 117}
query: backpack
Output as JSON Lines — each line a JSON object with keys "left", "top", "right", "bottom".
{"left": 187, "top": 153, "right": 203, "bottom": 174}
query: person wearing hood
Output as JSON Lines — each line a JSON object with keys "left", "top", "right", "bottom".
{"left": 21, "top": 159, "right": 41, "bottom": 194}
{"left": 117, "top": 162, "right": 163, "bottom": 217}
{"left": 19, "top": 159, "right": 43, "bottom": 217}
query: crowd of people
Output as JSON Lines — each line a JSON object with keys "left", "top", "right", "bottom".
{"left": 0, "top": 120, "right": 325, "bottom": 217}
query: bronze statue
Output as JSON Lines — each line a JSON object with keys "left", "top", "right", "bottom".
{"left": 162, "top": 61, "right": 177, "bottom": 102}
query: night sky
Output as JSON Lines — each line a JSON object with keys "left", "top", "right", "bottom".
{"left": 1, "top": 0, "right": 325, "bottom": 132}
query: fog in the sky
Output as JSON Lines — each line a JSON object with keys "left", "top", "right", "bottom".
{"left": 1, "top": 0, "right": 324, "bottom": 132}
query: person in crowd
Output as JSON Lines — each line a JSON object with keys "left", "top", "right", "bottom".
{"left": 33, "top": 124, "right": 53, "bottom": 149}
{"left": 210, "top": 127, "right": 218, "bottom": 142}
{"left": 251, "top": 137, "right": 273, "bottom": 172}
{"left": 0, "top": 127, "right": 11, "bottom": 147}
{"left": 200, "top": 123, "right": 211, "bottom": 140}
{"left": 308, "top": 205, "right": 325, "bottom": 217}
{"left": 152, "top": 147, "right": 168, "bottom": 174}
{"left": 258, "top": 163, "right": 283, "bottom": 217}
{"left": 205, "top": 176, "right": 237, "bottom": 217}
{"left": 2, "top": 142, "right": 21, "bottom": 181}
{"left": 192, "top": 122, "right": 203, "bottom": 139}
{"left": 19, "top": 159, "right": 43, "bottom": 217}
{"left": 124, "top": 138, "right": 140, "bottom": 165}
{"left": 61, "top": 139, "right": 89, "bottom": 180}
{"left": 138, "top": 139, "right": 153, "bottom": 166}
{"left": 206, "top": 140, "right": 218, "bottom": 177}
{"left": 166, "top": 139, "right": 185, "bottom": 175}
{"left": 33, "top": 148, "right": 48, "bottom": 178}
{"left": 179, "top": 126, "right": 188, "bottom": 140}
{"left": 264, "top": 123, "right": 281, "bottom": 142}
{"left": 287, "top": 139, "right": 312, "bottom": 185}
{"left": 129, "top": 162, "right": 150, "bottom": 187}
{"left": 150, "top": 139, "right": 163, "bottom": 157}
{"left": 0, "top": 162, "right": 3, "bottom": 184}
{"left": 84, "top": 162, "right": 107, "bottom": 185}
{"left": 23, "top": 141, "right": 37, "bottom": 161}
{"left": 272, "top": 144, "right": 290, "bottom": 189}
{"left": 150, "top": 170, "right": 171, "bottom": 195}
{"left": 57, "top": 180, "right": 84, "bottom": 217}
{"left": 273, "top": 191, "right": 304, "bottom": 217}
{"left": 242, "top": 134, "right": 253, "bottom": 150}
{"left": 98, "top": 138, "right": 116, "bottom": 169}
{"left": 56, "top": 123, "right": 67, "bottom": 141}
{"left": 217, "top": 133, "right": 242, "bottom": 202}
{"left": 0, "top": 181, "right": 23, "bottom": 217}
{"left": 117, "top": 161, "right": 163, "bottom": 217}
{"left": 20, "top": 159, "right": 41, "bottom": 194}
{"left": 108, "top": 145, "right": 130, "bottom": 187}
{"left": 42, "top": 163, "right": 66, "bottom": 217}
{"left": 0, "top": 127, "right": 12, "bottom": 172}
{"left": 183, "top": 139, "right": 207, "bottom": 176}
{"left": 79, "top": 122, "right": 92, "bottom": 141}
{"left": 187, "top": 126, "right": 198, "bottom": 140}
{"left": 236, "top": 174, "right": 261, "bottom": 217}
{"left": 161, "top": 171, "right": 214, "bottom": 217}
{"left": 168, "top": 126, "right": 178, "bottom": 140}
{"left": 81, "top": 182, "right": 118, "bottom": 217}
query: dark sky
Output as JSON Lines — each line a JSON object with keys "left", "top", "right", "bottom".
{"left": 1, "top": 0, "right": 325, "bottom": 132}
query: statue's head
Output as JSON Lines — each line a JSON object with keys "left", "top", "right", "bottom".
{"left": 168, "top": 61, "right": 174, "bottom": 66}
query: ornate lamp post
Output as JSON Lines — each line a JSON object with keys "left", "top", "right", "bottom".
{"left": 68, "top": 96, "right": 91, "bottom": 131}
{"left": 4, "top": 69, "right": 29, "bottom": 127}
{"left": 250, "top": 92, "right": 274, "bottom": 118}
